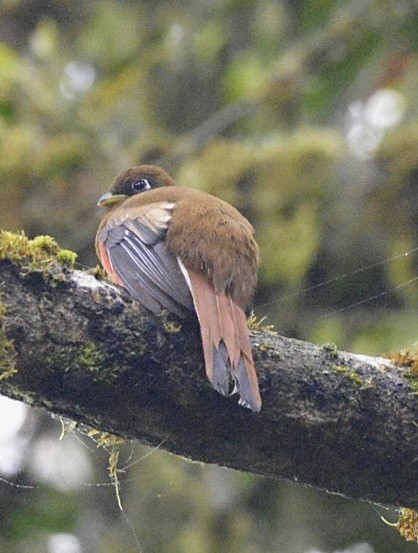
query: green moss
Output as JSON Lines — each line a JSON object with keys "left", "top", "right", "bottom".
{"left": 387, "top": 349, "right": 418, "bottom": 378}
{"left": 322, "top": 342, "right": 338, "bottom": 360}
{"left": 386, "top": 349, "right": 418, "bottom": 394}
{"left": 47, "top": 342, "right": 118, "bottom": 383}
{"left": 87, "top": 264, "right": 108, "bottom": 280}
{"left": 332, "top": 364, "right": 366, "bottom": 387}
{"left": 396, "top": 507, "right": 418, "bottom": 542}
{"left": 0, "top": 302, "right": 18, "bottom": 380}
{"left": 247, "top": 314, "right": 275, "bottom": 333}
{"left": 0, "top": 230, "right": 77, "bottom": 273}
{"left": 46, "top": 342, "right": 120, "bottom": 385}
{"left": 15, "top": 391, "right": 36, "bottom": 405}
{"left": 77, "top": 342, "right": 107, "bottom": 372}
{"left": 56, "top": 249, "right": 78, "bottom": 265}
{"left": 257, "top": 340, "right": 270, "bottom": 352}
{"left": 256, "top": 338, "right": 277, "bottom": 357}
{"left": 162, "top": 320, "right": 182, "bottom": 334}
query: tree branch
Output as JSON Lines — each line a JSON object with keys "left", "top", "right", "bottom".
{"left": 0, "top": 252, "right": 416, "bottom": 509}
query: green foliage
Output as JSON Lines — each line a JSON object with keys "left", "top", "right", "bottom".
{"left": 4, "top": 489, "right": 78, "bottom": 540}
{"left": 0, "top": 302, "right": 18, "bottom": 381}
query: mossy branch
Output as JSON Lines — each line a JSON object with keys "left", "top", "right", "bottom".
{"left": 0, "top": 231, "right": 417, "bottom": 511}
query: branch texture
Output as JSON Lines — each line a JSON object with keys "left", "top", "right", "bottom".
{"left": 0, "top": 255, "right": 416, "bottom": 508}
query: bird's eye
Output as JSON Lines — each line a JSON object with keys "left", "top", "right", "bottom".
{"left": 132, "top": 178, "right": 151, "bottom": 192}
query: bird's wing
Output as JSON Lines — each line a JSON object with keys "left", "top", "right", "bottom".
{"left": 97, "top": 202, "right": 193, "bottom": 318}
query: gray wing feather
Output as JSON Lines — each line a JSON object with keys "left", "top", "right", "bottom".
{"left": 103, "top": 217, "right": 193, "bottom": 318}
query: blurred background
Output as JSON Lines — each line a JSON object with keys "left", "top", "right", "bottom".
{"left": 0, "top": 0, "right": 417, "bottom": 551}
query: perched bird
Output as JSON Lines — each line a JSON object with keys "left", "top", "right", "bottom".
{"left": 96, "top": 165, "right": 261, "bottom": 411}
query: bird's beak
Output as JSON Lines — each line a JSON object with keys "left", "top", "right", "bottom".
{"left": 97, "top": 192, "right": 127, "bottom": 207}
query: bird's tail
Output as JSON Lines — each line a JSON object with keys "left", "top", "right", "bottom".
{"left": 184, "top": 267, "right": 261, "bottom": 412}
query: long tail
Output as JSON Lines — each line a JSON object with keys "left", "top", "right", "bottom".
{"left": 184, "top": 268, "right": 261, "bottom": 412}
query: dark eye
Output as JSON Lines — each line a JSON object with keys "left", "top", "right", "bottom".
{"left": 132, "top": 178, "right": 151, "bottom": 192}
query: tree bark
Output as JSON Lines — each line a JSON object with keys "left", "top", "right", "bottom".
{"left": 0, "top": 257, "right": 416, "bottom": 508}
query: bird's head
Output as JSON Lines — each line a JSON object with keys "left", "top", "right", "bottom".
{"left": 98, "top": 165, "right": 176, "bottom": 208}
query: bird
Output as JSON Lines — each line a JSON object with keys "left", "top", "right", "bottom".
{"left": 96, "top": 165, "right": 262, "bottom": 412}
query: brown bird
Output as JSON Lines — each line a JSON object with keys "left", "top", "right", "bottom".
{"left": 96, "top": 165, "right": 261, "bottom": 411}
